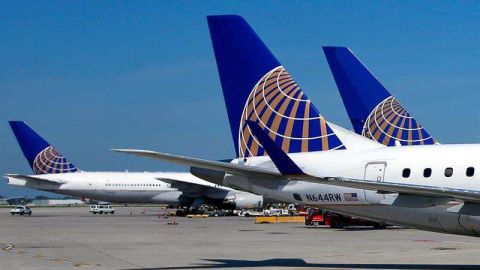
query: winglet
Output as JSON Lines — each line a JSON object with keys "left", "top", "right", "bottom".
{"left": 246, "top": 121, "right": 304, "bottom": 175}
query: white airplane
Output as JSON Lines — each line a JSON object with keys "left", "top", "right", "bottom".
{"left": 5, "top": 121, "right": 263, "bottom": 209}
{"left": 0, "top": 196, "right": 26, "bottom": 205}
{"left": 114, "top": 15, "right": 480, "bottom": 236}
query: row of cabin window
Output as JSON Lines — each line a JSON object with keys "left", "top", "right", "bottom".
{"left": 105, "top": 183, "right": 161, "bottom": 187}
{"left": 402, "top": 167, "right": 475, "bottom": 178}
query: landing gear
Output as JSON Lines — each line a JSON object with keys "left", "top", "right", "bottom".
{"left": 373, "top": 223, "right": 387, "bottom": 229}
{"left": 176, "top": 209, "right": 186, "bottom": 217}
{"left": 332, "top": 219, "right": 345, "bottom": 229}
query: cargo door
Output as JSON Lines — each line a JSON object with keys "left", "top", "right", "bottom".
{"left": 364, "top": 162, "right": 387, "bottom": 203}
{"left": 364, "top": 162, "right": 386, "bottom": 182}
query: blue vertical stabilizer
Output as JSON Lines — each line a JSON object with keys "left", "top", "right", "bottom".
{"left": 208, "top": 15, "right": 345, "bottom": 158}
{"left": 9, "top": 121, "right": 79, "bottom": 174}
{"left": 323, "top": 47, "right": 435, "bottom": 146}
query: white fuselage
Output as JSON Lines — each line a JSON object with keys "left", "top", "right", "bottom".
{"left": 221, "top": 144, "right": 480, "bottom": 235}
{"left": 233, "top": 144, "right": 479, "bottom": 204}
{"left": 7, "top": 171, "right": 240, "bottom": 205}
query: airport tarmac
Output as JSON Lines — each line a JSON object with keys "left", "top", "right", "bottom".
{"left": 0, "top": 207, "right": 479, "bottom": 270}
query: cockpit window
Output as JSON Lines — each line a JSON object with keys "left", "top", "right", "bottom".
{"left": 293, "top": 193, "right": 302, "bottom": 201}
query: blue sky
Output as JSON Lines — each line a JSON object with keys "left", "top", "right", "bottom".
{"left": 1, "top": 1, "right": 479, "bottom": 197}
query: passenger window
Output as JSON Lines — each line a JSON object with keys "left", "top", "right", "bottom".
{"left": 445, "top": 167, "right": 453, "bottom": 177}
{"left": 423, "top": 168, "right": 432, "bottom": 178}
{"left": 402, "top": 168, "right": 411, "bottom": 178}
{"left": 466, "top": 167, "right": 475, "bottom": 177}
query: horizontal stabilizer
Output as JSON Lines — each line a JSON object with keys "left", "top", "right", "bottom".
{"left": 5, "top": 174, "right": 66, "bottom": 185}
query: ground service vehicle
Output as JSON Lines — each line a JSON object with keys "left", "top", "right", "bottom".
{"left": 10, "top": 205, "right": 32, "bottom": 216}
{"left": 305, "top": 209, "right": 325, "bottom": 226}
{"left": 90, "top": 204, "right": 115, "bottom": 214}
{"left": 325, "top": 212, "right": 387, "bottom": 229}
{"left": 305, "top": 209, "right": 386, "bottom": 228}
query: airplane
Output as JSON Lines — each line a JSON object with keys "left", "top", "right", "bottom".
{"left": 323, "top": 46, "right": 436, "bottom": 146}
{"left": 0, "top": 196, "right": 28, "bottom": 205}
{"left": 114, "top": 15, "right": 480, "bottom": 237}
{"left": 5, "top": 121, "right": 263, "bottom": 210}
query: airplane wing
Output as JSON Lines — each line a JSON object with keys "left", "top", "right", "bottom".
{"left": 5, "top": 174, "right": 66, "bottom": 185}
{"left": 157, "top": 178, "right": 229, "bottom": 195}
{"left": 111, "top": 149, "right": 282, "bottom": 178}
{"left": 112, "top": 149, "right": 480, "bottom": 203}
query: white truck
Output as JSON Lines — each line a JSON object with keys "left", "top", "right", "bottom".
{"left": 10, "top": 205, "right": 32, "bottom": 216}
{"left": 263, "top": 208, "right": 289, "bottom": 217}
{"left": 237, "top": 209, "right": 263, "bottom": 217}
{"left": 89, "top": 204, "right": 115, "bottom": 214}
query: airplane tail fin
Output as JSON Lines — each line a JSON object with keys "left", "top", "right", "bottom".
{"left": 323, "top": 46, "right": 435, "bottom": 146}
{"left": 9, "top": 121, "right": 79, "bottom": 174}
{"left": 207, "top": 15, "right": 345, "bottom": 158}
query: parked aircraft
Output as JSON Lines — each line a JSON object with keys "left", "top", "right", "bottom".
{"left": 323, "top": 46, "right": 436, "bottom": 146}
{"left": 114, "top": 15, "right": 480, "bottom": 236}
{"left": 0, "top": 197, "right": 27, "bottom": 205}
{"left": 5, "top": 121, "right": 263, "bottom": 209}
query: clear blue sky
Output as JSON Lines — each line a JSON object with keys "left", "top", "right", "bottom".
{"left": 1, "top": 1, "right": 479, "bottom": 197}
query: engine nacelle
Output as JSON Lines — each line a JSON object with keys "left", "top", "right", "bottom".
{"left": 223, "top": 193, "right": 264, "bottom": 209}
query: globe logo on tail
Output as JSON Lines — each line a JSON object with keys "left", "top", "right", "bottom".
{"left": 32, "top": 146, "right": 79, "bottom": 174}
{"left": 362, "top": 96, "right": 434, "bottom": 146}
{"left": 239, "top": 66, "right": 344, "bottom": 158}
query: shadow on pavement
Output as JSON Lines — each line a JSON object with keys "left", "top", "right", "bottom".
{"left": 123, "top": 258, "right": 479, "bottom": 269}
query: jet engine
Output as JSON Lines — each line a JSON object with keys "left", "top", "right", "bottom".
{"left": 223, "top": 193, "right": 264, "bottom": 209}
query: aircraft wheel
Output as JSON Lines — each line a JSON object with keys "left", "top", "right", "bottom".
{"left": 333, "top": 220, "right": 344, "bottom": 228}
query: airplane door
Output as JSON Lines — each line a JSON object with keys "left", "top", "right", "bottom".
{"left": 364, "top": 162, "right": 386, "bottom": 182}
{"left": 364, "top": 162, "right": 387, "bottom": 203}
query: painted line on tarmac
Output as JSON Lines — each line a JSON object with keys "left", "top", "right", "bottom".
{"left": 1, "top": 242, "right": 90, "bottom": 267}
